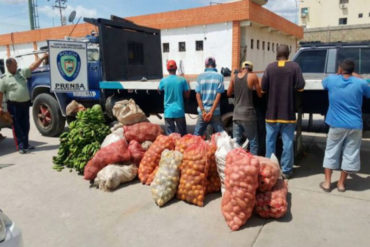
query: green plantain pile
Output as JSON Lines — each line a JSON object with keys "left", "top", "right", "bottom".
{"left": 53, "top": 104, "right": 110, "bottom": 173}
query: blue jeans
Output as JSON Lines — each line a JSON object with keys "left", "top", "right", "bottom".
{"left": 164, "top": 117, "right": 187, "bottom": 136}
{"left": 233, "top": 120, "right": 258, "bottom": 155}
{"left": 194, "top": 114, "right": 224, "bottom": 136}
{"left": 266, "top": 123, "right": 296, "bottom": 174}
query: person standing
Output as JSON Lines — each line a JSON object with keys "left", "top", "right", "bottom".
{"left": 158, "top": 60, "right": 190, "bottom": 136}
{"left": 0, "top": 54, "right": 48, "bottom": 153}
{"left": 227, "top": 61, "right": 262, "bottom": 155}
{"left": 194, "top": 57, "right": 224, "bottom": 136}
{"left": 320, "top": 59, "right": 370, "bottom": 192}
{"left": 261, "top": 45, "right": 305, "bottom": 178}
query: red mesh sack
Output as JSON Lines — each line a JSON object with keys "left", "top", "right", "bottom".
{"left": 138, "top": 134, "right": 177, "bottom": 185}
{"left": 124, "top": 122, "right": 163, "bottom": 143}
{"left": 255, "top": 179, "right": 288, "bottom": 219}
{"left": 177, "top": 141, "right": 209, "bottom": 207}
{"left": 206, "top": 142, "right": 221, "bottom": 194}
{"left": 175, "top": 134, "right": 203, "bottom": 154}
{"left": 128, "top": 140, "right": 146, "bottom": 165}
{"left": 256, "top": 156, "right": 280, "bottom": 192}
{"left": 84, "top": 139, "right": 131, "bottom": 180}
{"left": 221, "top": 148, "right": 260, "bottom": 231}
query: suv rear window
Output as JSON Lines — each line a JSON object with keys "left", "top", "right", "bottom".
{"left": 337, "top": 47, "right": 370, "bottom": 74}
{"left": 295, "top": 50, "right": 327, "bottom": 73}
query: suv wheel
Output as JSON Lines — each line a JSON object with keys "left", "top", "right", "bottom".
{"left": 32, "top": 93, "right": 65, "bottom": 137}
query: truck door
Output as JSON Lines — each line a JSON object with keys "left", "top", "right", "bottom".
{"left": 87, "top": 46, "right": 102, "bottom": 91}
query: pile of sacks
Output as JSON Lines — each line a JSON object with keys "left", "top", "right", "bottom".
{"left": 85, "top": 121, "right": 163, "bottom": 191}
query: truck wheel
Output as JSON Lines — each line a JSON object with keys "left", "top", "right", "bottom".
{"left": 32, "top": 93, "right": 66, "bottom": 137}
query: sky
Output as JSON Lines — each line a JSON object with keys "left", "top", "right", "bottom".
{"left": 0, "top": 0, "right": 299, "bottom": 35}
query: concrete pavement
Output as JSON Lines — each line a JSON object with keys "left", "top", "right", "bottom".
{"left": 1, "top": 116, "right": 370, "bottom": 247}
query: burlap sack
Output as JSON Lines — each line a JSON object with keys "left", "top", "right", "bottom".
{"left": 112, "top": 99, "right": 147, "bottom": 125}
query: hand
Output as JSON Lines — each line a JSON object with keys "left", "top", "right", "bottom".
{"left": 206, "top": 111, "right": 214, "bottom": 122}
{"left": 0, "top": 107, "right": 3, "bottom": 115}
{"left": 202, "top": 111, "right": 208, "bottom": 122}
{"left": 42, "top": 53, "right": 49, "bottom": 60}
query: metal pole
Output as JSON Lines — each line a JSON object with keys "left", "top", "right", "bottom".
{"left": 28, "top": 0, "right": 35, "bottom": 30}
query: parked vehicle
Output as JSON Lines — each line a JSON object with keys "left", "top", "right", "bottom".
{"left": 0, "top": 210, "right": 23, "bottom": 247}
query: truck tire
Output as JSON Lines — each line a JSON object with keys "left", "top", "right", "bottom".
{"left": 32, "top": 93, "right": 66, "bottom": 137}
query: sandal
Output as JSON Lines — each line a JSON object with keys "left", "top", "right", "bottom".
{"left": 319, "top": 182, "right": 331, "bottom": 192}
{"left": 337, "top": 186, "right": 346, "bottom": 192}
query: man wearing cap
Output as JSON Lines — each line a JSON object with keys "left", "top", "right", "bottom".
{"left": 227, "top": 61, "right": 262, "bottom": 155}
{"left": 158, "top": 60, "right": 190, "bottom": 136}
{"left": 194, "top": 57, "right": 224, "bottom": 136}
{"left": 0, "top": 54, "right": 48, "bottom": 154}
{"left": 261, "top": 45, "right": 305, "bottom": 178}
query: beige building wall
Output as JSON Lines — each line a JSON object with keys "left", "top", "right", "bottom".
{"left": 299, "top": 0, "right": 370, "bottom": 28}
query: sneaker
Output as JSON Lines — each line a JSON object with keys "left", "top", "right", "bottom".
{"left": 282, "top": 172, "right": 293, "bottom": 180}
{"left": 19, "top": 149, "right": 27, "bottom": 154}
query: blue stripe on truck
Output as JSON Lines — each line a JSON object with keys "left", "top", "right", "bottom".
{"left": 99, "top": 81, "right": 124, "bottom": 89}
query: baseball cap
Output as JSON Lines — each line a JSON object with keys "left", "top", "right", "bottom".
{"left": 205, "top": 57, "right": 216, "bottom": 67}
{"left": 242, "top": 61, "right": 254, "bottom": 70}
{"left": 167, "top": 60, "right": 177, "bottom": 70}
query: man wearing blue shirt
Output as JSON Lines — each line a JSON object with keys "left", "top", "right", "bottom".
{"left": 159, "top": 60, "right": 190, "bottom": 136}
{"left": 320, "top": 59, "right": 370, "bottom": 192}
{"left": 194, "top": 57, "right": 224, "bottom": 136}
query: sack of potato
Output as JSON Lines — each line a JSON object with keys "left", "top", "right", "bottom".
{"left": 124, "top": 122, "right": 163, "bottom": 143}
{"left": 206, "top": 142, "right": 221, "bottom": 194}
{"left": 177, "top": 140, "right": 210, "bottom": 207}
{"left": 256, "top": 154, "right": 281, "bottom": 192}
{"left": 151, "top": 150, "right": 183, "bottom": 207}
{"left": 138, "top": 134, "right": 178, "bottom": 185}
{"left": 221, "top": 148, "right": 260, "bottom": 231}
{"left": 175, "top": 134, "right": 203, "bottom": 154}
{"left": 255, "top": 179, "right": 288, "bottom": 219}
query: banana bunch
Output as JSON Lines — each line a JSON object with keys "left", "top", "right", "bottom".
{"left": 53, "top": 104, "right": 110, "bottom": 174}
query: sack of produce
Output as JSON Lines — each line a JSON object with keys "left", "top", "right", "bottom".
{"left": 94, "top": 164, "right": 138, "bottom": 191}
{"left": 151, "top": 150, "right": 183, "bottom": 207}
{"left": 255, "top": 179, "right": 288, "bottom": 219}
{"left": 175, "top": 134, "right": 203, "bottom": 154}
{"left": 177, "top": 141, "right": 209, "bottom": 207}
{"left": 128, "top": 140, "right": 146, "bottom": 165}
{"left": 66, "top": 100, "right": 86, "bottom": 116}
{"left": 113, "top": 99, "right": 147, "bottom": 125}
{"left": 84, "top": 139, "right": 132, "bottom": 180}
{"left": 221, "top": 148, "right": 260, "bottom": 231}
{"left": 206, "top": 142, "right": 221, "bottom": 194}
{"left": 53, "top": 105, "right": 110, "bottom": 173}
{"left": 214, "top": 132, "right": 240, "bottom": 194}
{"left": 141, "top": 141, "right": 153, "bottom": 151}
{"left": 138, "top": 134, "right": 177, "bottom": 185}
{"left": 256, "top": 154, "right": 280, "bottom": 192}
{"left": 101, "top": 128, "right": 125, "bottom": 148}
{"left": 110, "top": 122, "right": 123, "bottom": 132}
{"left": 124, "top": 122, "right": 163, "bottom": 143}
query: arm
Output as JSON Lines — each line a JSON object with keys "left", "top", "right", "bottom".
{"left": 196, "top": 92, "right": 207, "bottom": 120}
{"left": 29, "top": 53, "right": 48, "bottom": 72}
{"left": 0, "top": 92, "right": 3, "bottom": 114}
{"left": 295, "top": 65, "right": 305, "bottom": 92}
{"left": 227, "top": 75, "right": 234, "bottom": 97}
{"left": 248, "top": 73, "right": 262, "bottom": 98}
{"left": 183, "top": 80, "right": 190, "bottom": 99}
{"left": 261, "top": 69, "right": 269, "bottom": 94}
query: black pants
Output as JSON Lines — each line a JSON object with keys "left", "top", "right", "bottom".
{"left": 164, "top": 117, "right": 187, "bottom": 136}
{"left": 7, "top": 101, "right": 31, "bottom": 150}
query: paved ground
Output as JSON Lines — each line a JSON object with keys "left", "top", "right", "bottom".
{"left": 1, "top": 115, "right": 370, "bottom": 247}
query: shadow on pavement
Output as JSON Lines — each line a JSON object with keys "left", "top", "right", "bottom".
{"left": 346, "top": 174, "right": 370, "bottom": 192}
{"left": 0, "top": 137, "right": 47, "bottom": 156}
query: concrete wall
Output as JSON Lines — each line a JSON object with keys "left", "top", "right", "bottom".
{"left": 241, "top": 23, "right": 297, "bottom": 71}
{"left": 302, "top": 24, "right": 370, "bottom": 42}
{"left": 161, "top": 22, "right": 233, "bottom": 75}
{"left": 299, "top": 0, "right": 370, "bottom": 28}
